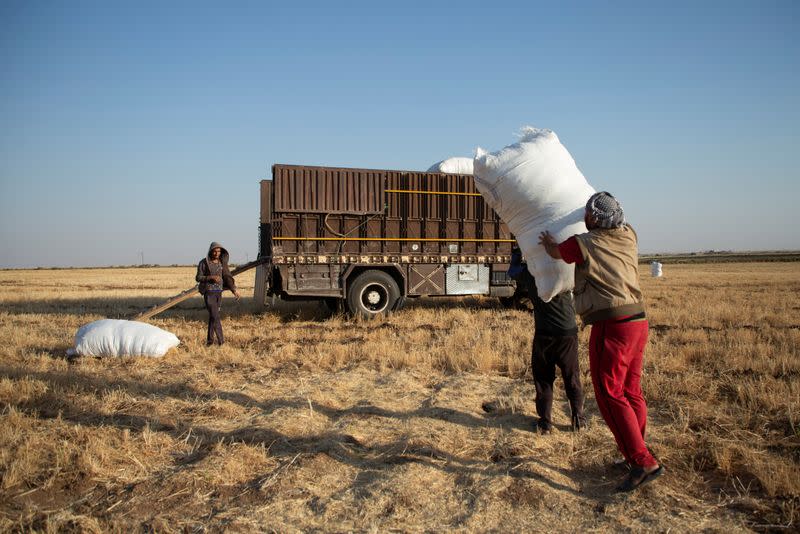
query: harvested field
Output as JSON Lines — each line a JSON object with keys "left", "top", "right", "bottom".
{"left": 0, "top": 263, "right": 798, "bottom": 532}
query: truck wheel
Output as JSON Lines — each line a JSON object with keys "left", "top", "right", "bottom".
{"left": 347, "top": 271, "right": 400, "bottom": 319}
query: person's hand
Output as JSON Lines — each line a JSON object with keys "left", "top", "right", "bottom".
{"left": 538, "top": 231, "right": 556, "bottom": 247}
{"left": 209, "top": 275, "right": 222, "bottom": 283}
{"left": 233, "top": 290, "right": 241, "bottom": 301}
{"left": 539, "top": 231, "right": 562, "bottom": 260}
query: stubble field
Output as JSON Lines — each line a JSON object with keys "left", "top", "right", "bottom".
{"left": 0, "top": 262, "right": 798, "bottom": 532}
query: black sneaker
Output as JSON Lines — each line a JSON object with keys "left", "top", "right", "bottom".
{"left": 535, "top": 419, "right": 553, "bottom": 434}
{"left": 616, "top": 465, "right": 664, "bottom": 492}
{"left": 571, "top": 414, "right": 587, "bottom": 431}
{"left": 611, "top": 457, "right": 631, "bottom": 471}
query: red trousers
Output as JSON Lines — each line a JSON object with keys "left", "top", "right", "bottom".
{"left": 589, "top": 318, "right": 657, "bottom": 468}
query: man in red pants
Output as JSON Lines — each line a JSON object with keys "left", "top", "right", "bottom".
{"left": 539, "top": 191, "right": 663, "bottom": 492}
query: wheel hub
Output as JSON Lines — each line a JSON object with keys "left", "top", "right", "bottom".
{"left": 366, "top": 290, "right": 381, "bottom": 305}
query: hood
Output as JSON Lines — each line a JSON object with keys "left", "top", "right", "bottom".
{"left": 207, "top": 242, "right": 230, "bottom": 264}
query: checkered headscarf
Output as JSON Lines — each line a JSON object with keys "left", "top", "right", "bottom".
{"left": 586, "top": 191, "right": 625, "bottom": 229}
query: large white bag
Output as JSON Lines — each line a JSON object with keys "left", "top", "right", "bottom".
{"left": 69, "top": 319, "right": 180, "bottom": 357}
{"left": 650, "top": 261, "right": 663, "bottom": 277}
{"left": 427, "top": 157, "right": 474, "bottom": 175}
{"left": 473, "top": 127, "right": 596, "bottom": 301}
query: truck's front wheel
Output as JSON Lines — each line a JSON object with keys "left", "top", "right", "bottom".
{"left": 346, "top": 271, "right": 400, "bottom": 319}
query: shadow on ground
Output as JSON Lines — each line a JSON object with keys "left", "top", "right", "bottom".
{"left": 0, "top": 364, "right": 610, "bottom": 510}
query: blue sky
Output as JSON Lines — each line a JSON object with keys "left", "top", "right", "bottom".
{"left": 1, "top": 1, "right": 798, "bottom": 267}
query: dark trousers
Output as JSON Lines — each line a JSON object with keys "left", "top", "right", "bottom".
{"left": 589, "top": 319, "right": 656, "bottom": 467}
{"left": 532, "top": 334, "right": 585, "bottom": 428}
{"left": 204, "top": 291, "right": 224, "bottom": 345}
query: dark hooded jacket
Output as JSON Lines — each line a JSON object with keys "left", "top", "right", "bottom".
{"left": 196, "top": 241, "right": 236, "bottom": 295}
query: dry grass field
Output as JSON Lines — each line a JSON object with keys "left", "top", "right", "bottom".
{"left": 0, "top": 262, "right": 798, "bottom": 532}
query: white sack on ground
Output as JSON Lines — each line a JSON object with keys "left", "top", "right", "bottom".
{"left": 473, "top": 127, "right": 596, "bottom": 301}
{"left": 70, "top": 319, "right": 180, "bottom": 357}
{"left": 651, "top": 261, "right": 663, "bottom": 277}
{"left": 427, "top": 157, "right": 474, "bottom": 175}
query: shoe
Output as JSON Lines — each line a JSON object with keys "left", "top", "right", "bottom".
{"left": 611, "top": 457, "right": 631, "bottom": 471}
{"left": 534, "top": 419, "right": 553, "bottom": 435}
{"left": 571, "top": 414, "right": 587, "bottom": 431}
{"left": 616, "top": 465, "right": 664, "bottom": 492}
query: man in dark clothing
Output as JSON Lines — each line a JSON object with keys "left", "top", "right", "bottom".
{"left": 510, "top": 247, "right": 586, "bottom": 433}
{"left": 196, "top": 242, "right": 240, "bottom": 346}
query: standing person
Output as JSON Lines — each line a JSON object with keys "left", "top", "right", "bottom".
{"left": 509, "top": 247, "right": 586, "bottom": 434}
{"left": 196, "top": 242, "right": 240, "bottom": 346}
{"left": 539, "top": 191, "right": 663, "bottom": 492}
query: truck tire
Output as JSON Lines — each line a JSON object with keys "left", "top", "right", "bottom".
{"left": 346, "top": 270, "right": 400, "bottom": 319}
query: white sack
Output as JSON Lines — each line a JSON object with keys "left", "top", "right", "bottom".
{"left": 473, "top": 127, "right": 595, "bottom": 301}
{"left": 427, "top": 157, "right": 474, "bottom": 175}
{"left": 650, "top": 261, "right": 663, "bottom": 277}
{"left": 70, "top": 319, "right": 180, "bottom": 357}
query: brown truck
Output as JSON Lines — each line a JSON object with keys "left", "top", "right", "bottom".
{"left": 254, "top": 164, "right": 520, "bottom": 318}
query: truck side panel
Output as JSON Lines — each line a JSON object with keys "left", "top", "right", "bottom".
{"left": 259, "top": 164, "right": 515, "bottom": 299}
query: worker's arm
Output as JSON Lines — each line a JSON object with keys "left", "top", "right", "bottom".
{"left": 222, "top": 268, "right": 240, "bottom": 300}
{"left": 539, "top": 231, "right": 562, "bottom": 260}
{"left": 540, "top": 233, "right": 586, "bottom": 265}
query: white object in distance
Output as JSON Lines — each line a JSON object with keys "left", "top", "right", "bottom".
{"left": 651, "top": 261, "right": 663, "bottom": 277}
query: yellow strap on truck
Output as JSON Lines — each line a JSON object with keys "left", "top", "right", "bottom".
{"left": 385, "top": 189, "right": 482, "bottom": 197}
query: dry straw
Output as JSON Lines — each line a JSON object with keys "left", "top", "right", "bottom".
{"left": 0, "top": 263, "right": 798, "bottom": 531}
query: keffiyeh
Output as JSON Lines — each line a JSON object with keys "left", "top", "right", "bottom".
{"left": 586, "top": 191, "right": 625, "bottom": 229}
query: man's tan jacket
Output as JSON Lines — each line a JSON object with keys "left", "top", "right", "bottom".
{"left": 573, "top": 225, "right": 645, "bottom": 324}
